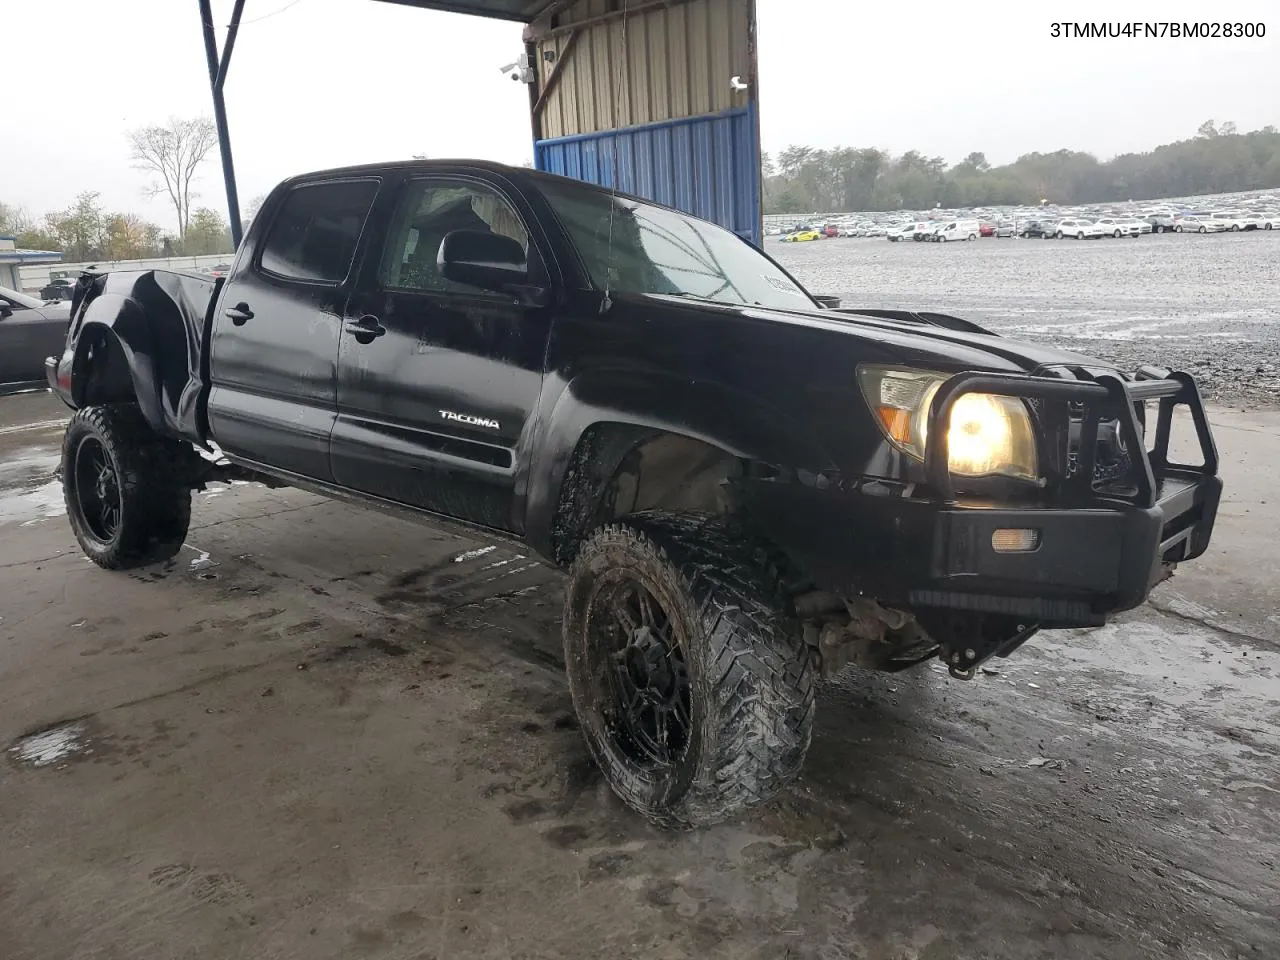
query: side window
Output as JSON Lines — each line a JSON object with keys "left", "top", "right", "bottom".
{"left": 381, "top": 179, "right": 530, "bottom": 294}
{"left": 259, "top": 180, "right": 378, "bottom": 283}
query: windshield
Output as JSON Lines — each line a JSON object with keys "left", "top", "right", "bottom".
{"left": 537, "top": 179, "right": 816, "bottom": 311}
{"left": 0, "top": 285, "right": 44, "bottom": 309}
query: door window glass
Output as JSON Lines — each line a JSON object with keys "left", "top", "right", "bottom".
{"left": 382, "top": 180, "right": 529, "bottom": 293}
{"left": 259, "top": 180, "right": 378, "bottom": 283}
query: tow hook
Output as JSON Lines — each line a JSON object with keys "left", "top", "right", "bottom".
{"left": 940, "top": 622, "right": 1042, "bottom": 680}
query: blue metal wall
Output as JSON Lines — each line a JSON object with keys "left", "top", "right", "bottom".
{"left": 534, "top": 104, "right": 762, "bottom": 246}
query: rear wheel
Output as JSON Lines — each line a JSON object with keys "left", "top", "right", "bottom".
{"left": 1199, "top": 226, "right": 1207, "bottom": 234}
{"left": 562, "top": 513, "right": 814, "bottom": 828}
{"left": 1230, "top": 224, "right": 1240, "bottom": 231}
{"left": 967, "top": 233, "right": 977, "bottom": 241}
{"left": 63, "top": 405, "right": 192, "bottom": 569}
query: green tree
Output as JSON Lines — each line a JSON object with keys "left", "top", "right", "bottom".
{"left": 47, "top": 192, "right": 107, "bottom": 262}
{"left": 102, "top": 214, "right": 163, "bottom": 261}
{"left": 183, "top": 207, "right": 233, "bottom": 256}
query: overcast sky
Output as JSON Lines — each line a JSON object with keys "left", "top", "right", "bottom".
{"left": 3, "top": 0, "right": 1276, "bottom": 231}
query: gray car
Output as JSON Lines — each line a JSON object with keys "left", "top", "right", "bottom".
{"left": 0, "top": 285, "right": 72, "bottom": 390}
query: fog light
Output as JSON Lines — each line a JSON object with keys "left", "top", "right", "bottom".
{"left": 991, "top": 528, "right": 1040, "bottom": 553}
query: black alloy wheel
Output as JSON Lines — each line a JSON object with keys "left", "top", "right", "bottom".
{"left": 71, "top": 435, "right": 122, "bottom": 544}
{"left": 587, "top": 575, "right": 693, "bottom": 770}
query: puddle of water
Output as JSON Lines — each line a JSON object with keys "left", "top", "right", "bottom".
{"left": 9, "top": 722, "right": 90, "bottom": 767}
{"left": 0, "top": 448, "right": 61, "bottom": 493}
{"left": 0, "top": 480, "right": 66, "bottom": 526}
{"left": 453, "top": 545, "right": 497, "bottom": 563}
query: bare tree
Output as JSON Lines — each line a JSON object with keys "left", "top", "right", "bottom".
{"left": 128, "top": 117, "right": 218, "bottom": 240}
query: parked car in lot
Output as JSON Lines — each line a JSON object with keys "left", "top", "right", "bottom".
{"left": 979, "top": 222, "right": 996, "bottom": 238}
{"left": 781, "top": 226, "right": 823, "bottom": 242}
{"left": 1144, "top": 214, "right": 1177, "bottom": 234}
{"left": 0, "top": 284, "right": 72, "bottom": 390}
{"left": 1209, "top": 212, "right": 1249, "bottom": 232}
{"left": 1176, "top": 215, "right": 1229, "bottom": 234}
{"left": 887, "top": 223, "right": 921, "bottom": 242}
{"left": 912, "top": 221, "right": 939, "bottom": 241}
{"left": 995, "top": 221, "right": 1017, "bottom": 238}
{"left": 40, "top": 277, "right": 78, "bottom": 301}
{"left": 44, "top": 158, "right": 1224, "bottom": 828}
{"left": 1095, "top": 217, "right": 1145, "bottom": 238}
{"left": 1020, "top": 219, "right": 1053, "bottom": 238}
{"left": 1055, "top": 218, "right": 1107, "bottom": 240}
{"left": 933, "top": 219, "right": 981, "bottom": 242}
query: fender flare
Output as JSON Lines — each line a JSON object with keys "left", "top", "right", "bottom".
{"left": 522, "top": 368, "right": 835, "bottom": 560}
{"left": 72, "top": 294, "right": 168, "bottom": 434}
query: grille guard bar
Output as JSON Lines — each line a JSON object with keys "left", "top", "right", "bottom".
{"left": 924, "top": 369, "right": 1219, "bottom": 508}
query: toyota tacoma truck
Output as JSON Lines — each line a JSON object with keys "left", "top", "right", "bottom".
{"left": 47, "top": 160, "right": 1222, "bottom": 827}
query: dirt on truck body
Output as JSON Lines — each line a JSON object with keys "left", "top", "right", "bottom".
{"left": 46, "top": 159, "right": 1222, "bottom": 826}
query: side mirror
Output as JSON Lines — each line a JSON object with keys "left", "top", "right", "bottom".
{"left": 0, "top": 302, "right": 12, "bottom": 319}
{"left": 814, "top": 295, "right": 841, "bottom": 310}
{"left": 438, "top": 230, "right": 531, "bottom": 294}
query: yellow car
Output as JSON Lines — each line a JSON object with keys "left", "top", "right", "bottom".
{"left": 780, "top": 228, "right": 822, "bottom": 242}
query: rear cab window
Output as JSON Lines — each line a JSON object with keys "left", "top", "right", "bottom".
{"left": 258, "top": 179, "right": 379, "bottom": 284}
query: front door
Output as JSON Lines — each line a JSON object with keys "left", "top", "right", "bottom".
{"left": 332, "top": 174, "right": 551, "bottom": 532}
{"left": 208, "top": 177, "right": 380, "bottom": 481}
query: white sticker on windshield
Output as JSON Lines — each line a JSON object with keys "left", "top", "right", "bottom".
{"left": 764, "top": 275, "right": 805, "bottom": 295}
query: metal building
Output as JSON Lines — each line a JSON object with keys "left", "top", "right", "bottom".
{"left": 526, "top": 0, "right": 762, "bottom": 243}
{"left": 202, "top": 0, "right": 762, "bottom": 245}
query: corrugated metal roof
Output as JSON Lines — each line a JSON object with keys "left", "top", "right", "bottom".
{"left": 370, "top": 0, "right": 551, "bottom": 22}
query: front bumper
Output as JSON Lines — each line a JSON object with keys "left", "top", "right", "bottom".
{"left": 742, "top": 369, "right": 1221, "bottom": 628}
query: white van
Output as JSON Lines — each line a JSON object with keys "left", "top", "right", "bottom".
{"left": 933, "top": 219, "right": 981, "bottom": 242}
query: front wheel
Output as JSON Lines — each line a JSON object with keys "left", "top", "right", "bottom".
{"left": 562, "top": 514, "right": 815, "bottom": 828}
{"left": 1113, "top": 230, "right": 1122, "bottom": 238}
{"left": 62, "top": 405, "right": 192, "bottom": 569}
{"left": 1153, "top": 225, "right": 1163, "bottom": 233}
{"left": 1199, "top": 226, "right": 1207, "bottom": 234}
{"left": 1266, "top": 223, "right": 1274, "bottom": 230}
{"left": 1230, "top": 224, "right": 1240, "bottom": 232}
{"left": 1176, "top": 225, "right": 1184, "bottom": 233}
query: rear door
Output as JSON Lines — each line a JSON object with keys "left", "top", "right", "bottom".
{"left": 208, "top": 177, "right": 380, "bottom": 481}
{"left": 332, "top": 173, "right": 553, "bottom": 532}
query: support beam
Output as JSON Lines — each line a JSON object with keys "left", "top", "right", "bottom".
{"left": 530, "top": 28, "right": 579, "bottom": 120}
{"left": 199, "top": 0, "right": 246, "bottom": 248}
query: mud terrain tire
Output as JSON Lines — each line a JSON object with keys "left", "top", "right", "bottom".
{"left": 62, "top": 404, "right": 192, "bottom": 569}
{"left": 562, "top": 512, "right": 815, "bottom": 827}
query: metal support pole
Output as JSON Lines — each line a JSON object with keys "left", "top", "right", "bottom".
{"left": 199, "top": 0, "right": 246, "bottom": 247}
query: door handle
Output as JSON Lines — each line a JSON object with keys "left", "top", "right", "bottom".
{"left": 343, "top": 315, "right": 386, "bottom": 343}
{"left": 225, "top": 302, "right": 254, "bottom": 325}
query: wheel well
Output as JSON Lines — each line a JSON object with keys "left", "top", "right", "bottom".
{"left": 72, "top": 328, "right": 134, "bottom": 408}
{"left": 550, "top": 424, "right": 744, "bottom": 565}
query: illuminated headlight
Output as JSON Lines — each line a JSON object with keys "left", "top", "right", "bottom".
{"left": 858, "top": 366, "right": 1039, "bottom": 481}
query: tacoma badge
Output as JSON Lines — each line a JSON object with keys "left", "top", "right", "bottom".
{"left": 439, "top": 409, "right": 500, "bottom": 430}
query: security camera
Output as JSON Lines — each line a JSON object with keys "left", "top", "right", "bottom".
{"left": 499, "top": 56, "right": 535, "bottom": 84}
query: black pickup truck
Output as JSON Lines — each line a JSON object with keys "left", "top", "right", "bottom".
{"left": 47, "top": 160, "right": 1222, "bottom": 827}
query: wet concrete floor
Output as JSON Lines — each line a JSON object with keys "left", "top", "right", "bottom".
{"left": 1, "top": 390, "right": 1277, "bottom": 959}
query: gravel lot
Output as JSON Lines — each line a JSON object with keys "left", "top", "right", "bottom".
{"left": 775, "top": 231, "right": 1280, "bottom": 407}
